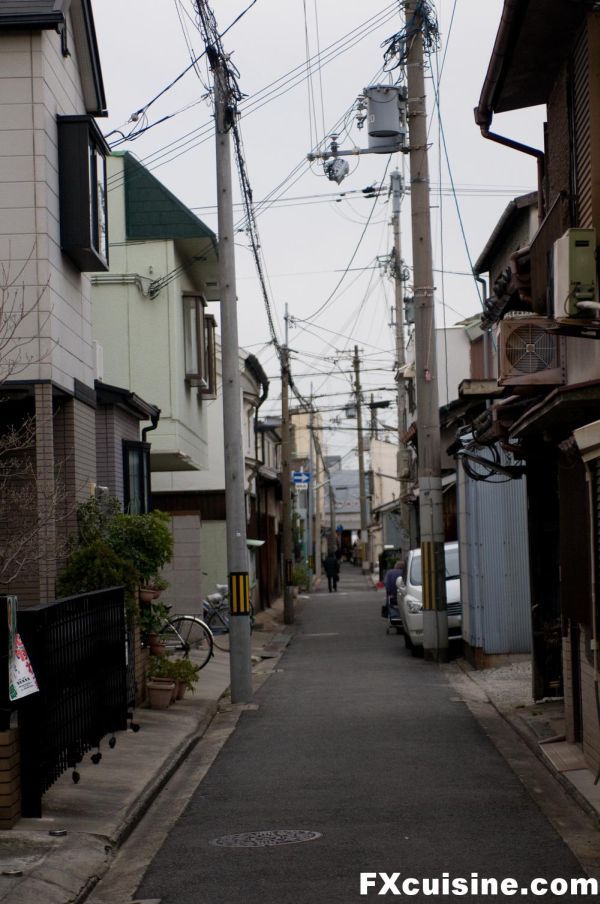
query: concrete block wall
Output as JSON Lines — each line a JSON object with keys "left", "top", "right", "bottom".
{"left": 562, "top": 633, "right": 576, "bottom": 744}
{"left": 579, "top": 637, "right": 600, "bottom": 771}
{"left": 0, "top": 729, "right": 20, "bottom": 828}
{"left": 160, "top": 514, "right": 203, "bottom": 616}
{"left": 562, "top": 629, "right": 600, "bottom": 772}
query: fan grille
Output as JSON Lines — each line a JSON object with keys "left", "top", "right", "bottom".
{"left": 504, "top": 324, "right": 557, "bottom": 374}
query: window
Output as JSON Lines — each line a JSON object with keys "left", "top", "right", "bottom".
{"left": 183, "top": 294, "right": 217, "bottom": 397}
{"left": 123, "top": 441, "right": 151, "bottom": 514}
{"left": 57, "top": 115, "right": 109, "bottom": 271}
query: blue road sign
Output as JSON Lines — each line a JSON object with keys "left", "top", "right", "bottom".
{"left": 292, "top": 471, "right": 311, "bottom": 485}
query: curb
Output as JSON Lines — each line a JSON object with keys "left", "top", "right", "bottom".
{"left": 109, "top": 700, "right": 220, "bottom": 848}
{"left": 453, "top": 659, "right": 600, "bottom": 825}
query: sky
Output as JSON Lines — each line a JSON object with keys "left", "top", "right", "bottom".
{"left": 92, "top": 0, "right": 545, "bottom": 463}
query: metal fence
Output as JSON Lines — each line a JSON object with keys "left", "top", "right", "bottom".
{"left": 17, "top": 587, "right": 128, "bottom": 817}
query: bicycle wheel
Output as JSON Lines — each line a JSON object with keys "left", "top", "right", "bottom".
{"left": 207, "top": 607, "right": 231, "bottom": 653}
{"left": 161, "top": 616, "right": 214, "bottom": 670}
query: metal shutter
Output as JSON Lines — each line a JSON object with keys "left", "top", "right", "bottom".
{"left": 572, "top": 24, "right": 593, "bottom": 227}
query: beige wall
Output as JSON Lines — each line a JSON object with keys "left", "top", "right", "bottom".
{"left": 0, "top": 23, "right": 96, "bottom": 392}
{"left": 160, "top": 514, "right": 203, "bottom": 616}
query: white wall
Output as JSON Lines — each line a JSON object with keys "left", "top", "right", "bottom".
{"left": 92, "top": 155, "right": 211, "bottom": 471}
{"left": 436, "top": 326, "right": 471, "bottom": 405}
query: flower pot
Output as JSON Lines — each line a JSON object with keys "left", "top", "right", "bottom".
{"left": 139, "top": 588, "right": 155, "bottom": 604}
{"left": 176, "top": 681, "right": 186, "bottom": 701}
{"left": 147, "top": 633, "right": 166, "bottom": 656}
{"left": 146, "top": 679, "right": 175, "bottom": 709}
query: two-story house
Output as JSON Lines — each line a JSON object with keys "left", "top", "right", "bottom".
{"left": 475, "top": 0, "right": 600, "bottom": 771}
{"left": 0, "top": 2, "right": 159, "bottom": 605}
{"left": 91, "top": 151, "right": 219, "bottom": 609}
{"left": 92, "top": 153, "right": 279, "bottom": 611}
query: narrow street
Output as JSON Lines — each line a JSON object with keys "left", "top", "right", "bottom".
{"left": 130, "top": 565, "right": 588, "bottom": 903}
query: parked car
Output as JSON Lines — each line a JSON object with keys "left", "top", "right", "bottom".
{"left": 397, "top": 541, "right": 462, "bottom": 654}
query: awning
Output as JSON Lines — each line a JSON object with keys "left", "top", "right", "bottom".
{"left": 510, "top": 380, "right": 600, "bottom": 440}
{"left": 475, "top": 0, "right": 589, "bottom": 127}
{"left": 413, "top": 473, "right": 457, "bottom": 498}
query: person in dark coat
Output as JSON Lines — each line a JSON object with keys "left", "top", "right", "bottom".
{"left": 384, "top": 559, "right": 406, "bottom": 613}
{"left": 323, "top": 552, "right": 340, "bottom": 592}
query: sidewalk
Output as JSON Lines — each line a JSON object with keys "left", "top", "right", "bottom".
{"left": 0, "top": 602, "right": 292, "bottom": 904}
{"left": 453, "top": 656, "right": 600, "bottom": 822}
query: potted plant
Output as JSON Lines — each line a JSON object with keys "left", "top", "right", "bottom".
{"left": 170, "top": 658, "right": 200, "bottom": 699}
{"left": 146, "top": 677, "right": 175, "bottom": 709}
{"left": 139, "top": 601, "right": 170, "bottom": 655}
{"left": 140, "top": 574, "right": 169, "bottom": 602}
{"left": 147, "top": 655, "right": 178, "bottom": 702}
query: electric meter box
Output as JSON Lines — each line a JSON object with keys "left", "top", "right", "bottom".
{"left": 552, "top": 228, "right": 597, "bottom": 318}
{"left": 364, "top": 85, "right": 407, "bottom": 151}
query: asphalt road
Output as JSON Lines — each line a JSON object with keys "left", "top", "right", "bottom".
{"left": 136, "top": 565, "right": 587, "bottom": 903}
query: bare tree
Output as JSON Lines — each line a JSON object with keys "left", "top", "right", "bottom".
{"left": 0, "top": 242, "right": 51, "bottom": 384}
{"left": 0, "top": 245, "right": 63, "bottom": 591}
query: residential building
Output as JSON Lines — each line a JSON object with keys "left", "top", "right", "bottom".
{"left": 91, "top": 151, "right": 221, "bottom": 611}
{"left": 0, "top": 1, "right": 110, "bottom": 605}
{"left": 368, "top": 438, "right": 402, "bottom": 568}
{"left": 474, "top": 0, "right": 600, "bottom": 769}
{"left": 253, "top": 417, "right": 282, "bottom": 607}
{"left": 92, "top": 161, "right": 279, "bottom": 609}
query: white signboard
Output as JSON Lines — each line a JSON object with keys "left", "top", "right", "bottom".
{"left": 7, "top": 597, "right": 38, "bottom": 701}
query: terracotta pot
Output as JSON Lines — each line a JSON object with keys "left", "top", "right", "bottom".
{"left": 147, "top": 634, "right": 166, "bottom": 656}
{"left": 139, "top": 588, "right": 155, "bottom": 604}
{"left": 146, "top": 679, "right": 175, "bottom": 709}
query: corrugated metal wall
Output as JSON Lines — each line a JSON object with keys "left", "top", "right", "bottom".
{"left": 458, "top": 460, "right": 532, "bottom": 655}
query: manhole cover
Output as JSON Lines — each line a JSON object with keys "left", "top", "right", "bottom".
{"left": 211, "top": 830, "right": 321, "bottom": 848}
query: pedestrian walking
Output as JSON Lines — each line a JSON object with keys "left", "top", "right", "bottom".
{"left": 323, "top": 552, "right": 340, "bottom": 592}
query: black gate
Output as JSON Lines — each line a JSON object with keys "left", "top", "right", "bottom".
{"left": 18, "top": 587, "right": 128, "bottom": 817}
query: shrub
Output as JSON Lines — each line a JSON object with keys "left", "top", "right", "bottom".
{"left": 107, "top": 511, "right": 173, "bottom": 586}
{"left": 291, "top": 562, "right": 311, "bottom": 590}
{"left": 56, "top": 540, "right": 136, "bottom": 615}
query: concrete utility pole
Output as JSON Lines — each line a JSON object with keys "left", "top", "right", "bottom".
{"left": 404, "top": 0, "right": 447, "bottom": 661}
{"left": 353, "top": 345, "right": 370, "bottom": 575}
{"left": 390, "top": 170, "right": 412, "bottom": 557}
{"left": 311, "top": 399, "right": 322, "bottom": 579}
{"left": 281, "top": 306, "right": 294, "bottom": 624}
{"left": 211, "top": 54, "right": 253, "bottom": 700}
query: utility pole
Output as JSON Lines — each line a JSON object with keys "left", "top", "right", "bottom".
{"left": 210, "top": 49, "right": 253, "bottom": 699}
{"left": 353, "top": 345, "right": 370, "bottom": 575}
{"left": 370, "top": 394, "right": 378, "bottom": 440}
{"left": 281, "top": 305, "right": 294, "bottom": 624}
{"left": 390, "top": 169, "right": 412, "bottom": 558}
{"left": 405, "top": 0, "right": 448, "bottom": 661}
{"left": 311, "top": 398, "right": 322, "bottom": 579}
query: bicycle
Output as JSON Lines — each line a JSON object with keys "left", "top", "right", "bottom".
{"left": 203, "top": 583, "right": 256, "bottom": 653}
{"left": 156, "top": 608, "right": 214, "bottom": 670}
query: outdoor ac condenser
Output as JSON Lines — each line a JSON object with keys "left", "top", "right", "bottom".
{"left": 552, "top": 228, "right": 597, "bottom": 318}
{"left": 497, "top": 315, "right": 566, "bottom": 387}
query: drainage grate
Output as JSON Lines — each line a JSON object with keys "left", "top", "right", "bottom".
{"left": 210, "top": 830, "right": 322, "bottom": 848}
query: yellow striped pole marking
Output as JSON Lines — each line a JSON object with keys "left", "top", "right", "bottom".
{"left": 229, "top": 572, "right": 250, "bottom": 616}
{"left": 421, "top": 541, "right": 434, "bottom": 610}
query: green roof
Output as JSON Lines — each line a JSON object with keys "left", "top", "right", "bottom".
{"left": 119, "top": 152, "right": 216, "bottom": 247}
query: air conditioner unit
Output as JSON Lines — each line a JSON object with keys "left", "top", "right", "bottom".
{"left": 552, "top": 228, "right": 597, "bottom": 318}
{"left": 497, "top": 316, "right": 565, "bottom": 386}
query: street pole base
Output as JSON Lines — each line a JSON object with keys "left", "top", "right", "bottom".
{"left": 422, "top": 610, "right": 449, "bottom": 663}
{"left": 423, "top": 647, "right": 450, "bottom": 664}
